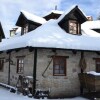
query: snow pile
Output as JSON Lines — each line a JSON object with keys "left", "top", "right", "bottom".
{"left": 82, "top": 20, "right": 100, "bottom": 29}
{"left": 15, "top": 27, "right": 21, "bottom": 36}
{"left": 21, "top": 10, "right": 47, "bottom": 24}
{"left": 0, "top": 83, "right": 16, "bottom": 90}
{"left": 0, "top": 87, "right": 33, "bottom": 100}
{"left": 82, "top": 20, "right": 100, "bottom": 37}
{"left": 0, "top": 87, "right": 89, "bottom": 100}
{"left": 87, "top": 71, "right": 100, "bottom": 76}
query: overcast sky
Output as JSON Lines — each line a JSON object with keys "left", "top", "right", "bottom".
{"left": 0, "top": 0, "right": 100, "bottom": 37}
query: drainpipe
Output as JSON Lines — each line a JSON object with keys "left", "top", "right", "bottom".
{"left": 32, "top": 48, "right": 37, "bottom": 96}
{"left": 80, "top": 51, "right": 84, "bottom": 94}
{"left": 8, "top": 52, "right": 11, "bottom": 85}
{"left": 81, "top": 51, "right": 84, "bottom": 73}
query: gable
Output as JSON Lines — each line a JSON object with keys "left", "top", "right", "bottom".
{"left": 59, "top": 6, "right": 87, "bottom": 24}
{"left": 44, "top": 13, "right": 62, "bottom": 21}
{"left": 16, "top": 13, "right": 28, "bottom": 27}
{"left": 58, "top": 6, "right": 87, "bottom": 35}
{"left": 0, "top": 23, "right": 5, "bottom": 42}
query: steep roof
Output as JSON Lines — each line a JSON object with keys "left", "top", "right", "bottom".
{"left": 0, "top": 22, "right": 5, "bottom": 38}
{"left": 16, "top": 10, "right": 47, "bottom": 26}
{"left": 58, "top": 5, "right": 87, "bottom": 23}
{"left": 43, "top": 10, "right": 63, "bottom": 21}
{"left": 0, "top": 6, "right": 100, "bottom": 52}
{"left": 1, "top": 19, "right": 100, "bottom": 51}
{"left": 81, "top": 20, "right": 100, "bottom": 37}
{"left": 44, "top": 10, "right": 63, "bottom": 17}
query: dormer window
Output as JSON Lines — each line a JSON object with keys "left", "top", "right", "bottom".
{"left": 21, "top": 24, "right": 28, "bottom": 35}
{"left": 69, "top": 20, "right": 80, "bottom": 35}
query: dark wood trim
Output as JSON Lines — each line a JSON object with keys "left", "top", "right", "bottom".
{"left": 32, "top": 48, "right": 37, "bottom": 96}
{"left": 16, "top": 57, "right": 24, "bottom": 74}
{"left": 53, "top": 56, "right": 67, "bottom": 76}
{"left": 1, "top": 46, "right": 100, "bottom": 54}
{"left": 93, "top": 58, "right": 100, "bottom": 60}
{"left": 29, "top": 47, "right": 34, "bottom": 52}
{"left": 51, "top": 55, "right": 69, "bottom": 58}
{"left": 72, "top": 50, "right": 77, "bottom": 54}
{"left": 16, "top": 56, "right": 25, "bottom": 58}
{"left": 8, "top": 53, "right": 11, "bottom": 85}
{"left": 0, "top": 57, "right": 5, "bottom": 59}
{"left": 0, "top": 59, "right": 4, "bottom": 72}
{"left": 80, "top": 51, "right": 84, "bottom": 73}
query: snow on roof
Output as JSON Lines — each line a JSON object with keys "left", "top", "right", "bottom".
{"left": 87, "top": 71, "right": 100, "bottom": 76}
{"left": 1, "top": 19, "right": 100, "bottom": 51}
{"left": 82, "top": 20, "right": 100, "bottom": 29}
{"left": 21, "top": 10, "right": 47, "bottom": 24}
{"left": 81, "top": 20, "right": 100, "bottom": 37}
{"left": 44, "top": 10, "right": 63, "bottom": 17}
{"left": 57, "top": 5, "right": 87, "bottom": 23}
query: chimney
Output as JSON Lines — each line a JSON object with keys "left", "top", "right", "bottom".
{"left": 87, "top": 16, "right": 93, "bottom": 21}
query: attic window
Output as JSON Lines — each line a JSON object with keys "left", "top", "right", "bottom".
{"left": 21, "top": 24, "right": 28, "bottom": 35}
{"left": 69, "top": 20, "right": 80, "bottom": 35}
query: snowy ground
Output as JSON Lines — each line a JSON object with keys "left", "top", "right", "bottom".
{"left": 0, "top": 87, "right": 89, "bottom": 100}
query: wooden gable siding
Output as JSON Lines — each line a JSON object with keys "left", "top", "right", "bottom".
{"left": 0, "top": 23, "right": 5, "bottom": 42}
{"left": 58, "top": 6, "right": 87, "bottom": 35}
{"left": 44, "top": 13, "right": 61, "bottom": 21}
{"left": 16, "top": 13, "right": 41, "bottom": 35}
{"left": 16, "top": 13, "right": 28, "bottom": 27}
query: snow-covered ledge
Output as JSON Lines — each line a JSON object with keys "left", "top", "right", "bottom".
{"left": 87, "top": 71, "right": 100, "bottom": 76}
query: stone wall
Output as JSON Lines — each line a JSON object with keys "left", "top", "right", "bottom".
{"left": 0, "top": 49, "right": 99, "bottom": 98}
{"left": 0, "top": 49, "right": 34, "bottom": 86}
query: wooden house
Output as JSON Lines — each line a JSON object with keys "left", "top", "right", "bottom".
{"left": 0, "top": 6, "right": 100, "bottom": 98}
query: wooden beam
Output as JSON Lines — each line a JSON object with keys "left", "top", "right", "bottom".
{"left": 8, "top": 53, "right": 11, "bottom": 85}
{"left": 29, "top": 47, "right": 34, "bottom": 52}
{"left": 72, "top": 50, "right": 77, "bottom": 54}
{"left": 32, "top": 48, "right": 37, "bottom": 96}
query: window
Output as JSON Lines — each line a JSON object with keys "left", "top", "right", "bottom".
{"left": 0, "top": 59, "right": 4, "bottom": 72}
{"left": 21, "top": 24, "right": 28, "bottom": 35}
{"left": 69, "top": 20, "right": 80, "bottom": 34}
{"left": 95, "top": 58, "right": 100, "bottom": 72}
{"left": 53, "top": 56, "right": 66, "bottom": 76}
{"left": 23, "top": 25, "right": 28, "bottom": 34}
{"left": 17, "top": 57, "right": 24, "bottom": 74}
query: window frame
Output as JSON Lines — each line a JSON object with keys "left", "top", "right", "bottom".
{"left": 69, "top": 20, "right": 80, "bottom": 35}
{"left": 53, "top": 56, "right": 66, "bottom": 76}
{"left": 94, "top": 58, "right": 100, "bottom": 72}
{"left": 21, "top": 24, "right": 28, "bottom": 35}
{"left": 0, "top": 58, "right": 4, "bottom": 72}
{"left": 16, "top": 56, "right": 25, "bottom": 74}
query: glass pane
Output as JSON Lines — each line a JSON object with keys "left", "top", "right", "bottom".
{"left": 60, "top": 70, "right": 64, "bottom": 74}
{"left": 54, "top": 70, "right": 59, "bottom": 74}
{"left": 19, "top": 60, "right": 21, "bottom": 63}
{"left": 55, "top": 65, "right": 59, "bottom": 69}
{"left": 96, "top": 62, "right": 100, "bottom": 64}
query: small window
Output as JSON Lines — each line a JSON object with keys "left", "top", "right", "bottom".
{"left": 17, "top": 57, "right": 24, "bottom": 74}
{"left": 69, "top": 20, "right": 80, "bottom": 35}
{"left": 53, "top": 56, "right": 66, "bottom": 76}
{"left": 21, "top": 24, "right": 28, "bottom": 35}
{"left": 95, "top": 58, "right": 100, "bottom": 72}
{"left": 0, "top": 59, "right": 4, "bottom": 72}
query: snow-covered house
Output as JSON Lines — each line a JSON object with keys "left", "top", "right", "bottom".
{"left": 0, "top": 5, "right": 100, "bottom": 98}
